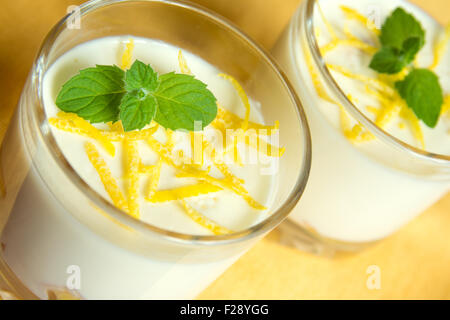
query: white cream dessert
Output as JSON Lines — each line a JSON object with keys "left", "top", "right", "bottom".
{"left": 273, "top": 0, "right": 450, "bottom": 245}
{"left": 312, "top": 0, "right": 449, "bottom": 155}
{"left": 0, "top": 36, "right": 283, "bottom": 299}
{"left": 43, "top": 36, "right": 280, "bottom": 235}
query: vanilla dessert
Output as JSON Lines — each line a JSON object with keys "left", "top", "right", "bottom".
{"left": 273, "top": 0, "right": 450, "bottom": 247}
{"left": 0, "top": 36, "right": 285, "bottom": 299}
{"left": 43, "top": 37, "right": 280, "bottom": 235}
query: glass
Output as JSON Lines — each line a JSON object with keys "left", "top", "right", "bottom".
{"left": 0, "top": 0, "right": 311, "bottom": 299}
{"left": 272, "top": 0, "right": 449, "bottom": 256}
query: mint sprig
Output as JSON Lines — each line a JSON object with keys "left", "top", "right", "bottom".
{"left": 369, "top": 7, "right": 425, "bottom": 74}
{"left": 55, "top": 60, "right": 217, "bottom": 132}
{"left": 55, "top": 65, "right": 126, "bottom": 123}
{"left": 367, "top": 7, "right": 444, "bottom": 128}
{"left": 395, "top": 69, "right": 443, "bottom": 128}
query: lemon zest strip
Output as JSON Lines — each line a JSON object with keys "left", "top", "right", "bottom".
{"left": 179, "top": 199, "right": 232, "bottom": 235}
{"left": 123, "top": 137, "right": 141, "bottom": 219}
{"left": 85, "top": 142, "right": 128, "bottom": 212}
{"left": 218, "top": 74, "right": 251, "bottom": 130}
{"left": 120, "top": 38, "right": 135, "bottom": 70}
{"left": 340, "top": 5, "right": 380, "bottom": 36}
{"left": 178, "top": 50, "right": 192, "bottom": 75}
{"left": 51, "top": 113, "right": 116, "bottom": 156}
{"left": 430, "top": 24, "right": 450, "bottom": 70}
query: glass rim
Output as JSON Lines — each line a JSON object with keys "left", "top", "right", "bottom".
{"left": 30, "top": 0, "right": 312, "bottom": 246}
{"left": 297, "top": 0, "right": 450, "bottom": 165}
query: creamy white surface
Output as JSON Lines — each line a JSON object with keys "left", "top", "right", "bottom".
{"left": 42, "top": 36, "right": 277, "bottom": 235}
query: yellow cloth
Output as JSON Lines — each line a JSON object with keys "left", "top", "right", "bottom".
{"left": 0, "top": 0, "right": 448, "bottom": 300}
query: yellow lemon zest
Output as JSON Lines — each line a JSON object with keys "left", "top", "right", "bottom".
{"left": 340, "top": 5, "right": 380, "bottom": 36}
{"left": 317, "top": 2, "right": 339, "bottom": 41}
{"left": 103, "top": 125, "right": 158, "bottom": 141}
{"left": 147, "top": 183, "right": 222, "bottom": 203}
{"left": 108, "top": 121, "right": 124, "bottom": 132}
{"left": 430, "top": 24, "right": 450, "bottom": 70}
{"left": 399, "top": 103, "right": 425, "bottom": 149}
{"left": 203, "top": 140, "right": 245, "bottom": 184}
{"left": 139, "top": 163, "right": 156, "bottom": 175}
{"left": 441, "top": 95, "right": 450, "bottom": 116}
{"left": 179, "top": 199, "right": 232, "bottom": 235}
{"left": 147, "top": 136, "right": 265, "bottom": 210}
{"left": 213, "top": 106, "right": 279, "bottom": 134}
{"left": 51, "top": 113, "right": 115, "bottom": 156}
{"left": 120, "top": 38, "right": 134, "bottom": 70}
{"left": 327, "top": 64, "right": 395, "bottom": 96}
{"left": 178, "top": 50, "right": 192, "bottom": 75}
{"left": 123, "top": 137, "right": 140, "bottom": 219}
{"left": 320, "top": 39, "right": 377, "bottom": 56}
{"left": 305, "top": 49, "right": 335, "bottom": 103}
{"left": 146, "top": 129, "right": 173, "bottom": 199}
{"left": 224, "top": 131, "right": 244, "bottom": 166}
{"left": 366, "top": 106, "right": 379, "bottom": 116}
{"left": 218, "top": 74, "right": 251, "bottom": 130}
{"left": 339, "top": 101, "right": 375, "bottom": 143}
{"left": 190, "top": 130, "right": 205, "bottom": 166}
{"left": 85, "top": 142, "right": 128, "bottom": 212}
{"left": 377, "top": 67, "right": 409, "bottom": 83}
{"left": 244, "top": 134, "right": 285, "bottom": 157}
{"left": 146, "top": 160, "right": 162, "bottom": 199}
{"left": 364, "top": 86, "right": 402, "bottom": 128}
{"left": 176, "top": 170, "right": 266, "bottom": 210}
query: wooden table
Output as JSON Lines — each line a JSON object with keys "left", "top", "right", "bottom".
{"left": 0, "top": 0, "right": 449, "bottom": 299}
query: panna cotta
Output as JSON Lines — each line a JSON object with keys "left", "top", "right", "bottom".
{"left": 0, "top": 35, "right": 287, "bottom": 299}
{"left": 273, "top": 0, "right": 450, "bottom": 250}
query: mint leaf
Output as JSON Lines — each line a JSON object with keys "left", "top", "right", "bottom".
{"left": 55, "top": 65, "right": 125, "bottom": 123}
{"left": 119, "top": 92, "right": 157, "bottom": 131}
{"left": 395, "top": 69, "right": 443, "bottom": 128}
{"left": 369, "top": 47, "right": 407, "bottom": 74}
{"left": 369, "top": 7, "right": 425, "bottom": 75}
{"left": 401, "top": 37, "right": 422, "bottom": 64}
{"left": 119, "top": 60, "right": 158, "bottom": 131}
{"left": 124, "top": 60, "right": 158, "bottom": 92}
{"left": 369, "top": 37, "right": 422, "bottom": 74}
{"left": 153, "top": 73, "right": 217, "bottom": 131}
{"left": 379, "top": 7, "right": 425, "bottom": 51}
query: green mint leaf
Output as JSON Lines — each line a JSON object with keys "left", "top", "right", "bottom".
{"left": 119, "top": 60, "right": 159, "bottom": 131}
{"left": 369, "top": 47, "right": 407, "bottom": 74}
{"left": 153, "top": 72, "right": 217, "bottom": 131}
{"left": 395, "top": 69, "right": 443, "bottom": 128}
{"left": 370, "top": 8, "right": 425, "bottom": 75}
{"left": 401, "top": 37, "right": 422, "bottom": 64}
{"left": 369, "top": 37, "right": 422, "bottom": 74}
{"left": 124, "top": 60, "right": 158, "bottom": 92}
{"left": 55, "top": 65, "right": 125, "bottom": 123}
{"left": 379, "top": 7, "right": 425, "bottom": 51}
{"left": 119, "top": 92, "right": 157, "bottom": 131}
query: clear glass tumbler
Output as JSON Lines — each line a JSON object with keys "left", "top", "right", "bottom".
{"left": 0, "top": 0, "right": 311, "bottom": 299}
{"left": 272, "top": 0, "right": 449, "bottom": 255}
